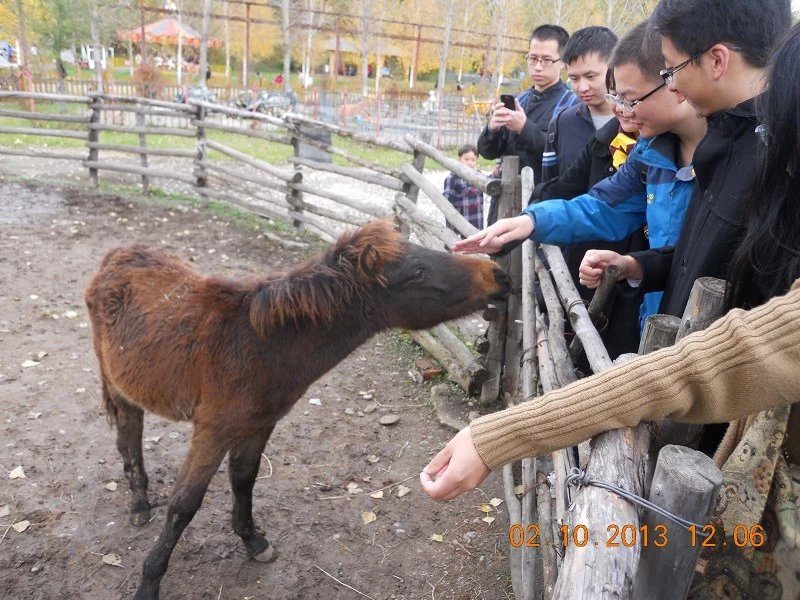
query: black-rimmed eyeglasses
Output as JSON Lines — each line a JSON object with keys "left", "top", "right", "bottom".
{"left": 604, "top": 82, "right": 667, "bottom": 114}
{"left": 524, "top": 54, "right": 561, "bottom": 67}
{"left": 660, "top": 44, "right": 741, "bottom": 85}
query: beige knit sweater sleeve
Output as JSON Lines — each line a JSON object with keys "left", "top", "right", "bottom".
{"left": 471, "top": 279, "right": 800, "bottom": 470}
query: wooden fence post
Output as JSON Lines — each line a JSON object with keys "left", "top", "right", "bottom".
{"left": 87, "top": 94, "right": 101, "bottom": 187}
{"left": 403, "top": 132, "right": 429, "bottom": 204}
{"left": 656, "top": 277, "right": 727, "bottom": 449}
{"left": 501, "top": 166, "right": 523, "bottom": 399}
{"left": 288, "top": 133, "right": 305, "bottom": 231}
{"left": 135, "top": 103, "right": 150, "bottom": 195}
{"left": 480, "top": 154, "right": 517, "bottom": 405}
{"left": 631, "top": 445, "right": 723, "bottom": 600}
{"left": 638, "top": 314, "right": 681, "bottom": 355}
{"left": 195, "top": 103, "right": 208, "bottom": 190}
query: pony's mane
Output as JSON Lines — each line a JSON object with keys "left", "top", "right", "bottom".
{"left": 249, "top": 221, "right": 405, "bottom": 334}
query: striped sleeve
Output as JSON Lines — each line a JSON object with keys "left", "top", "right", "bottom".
{"left": 471, "top": 279, "right": 800, "bottom": 469}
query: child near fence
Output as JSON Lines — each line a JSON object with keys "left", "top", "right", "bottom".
{"left": 442, "top": 144, "right": 484, "bottom": 232}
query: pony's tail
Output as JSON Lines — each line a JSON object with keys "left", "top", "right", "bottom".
{"left": 101, "top": 378, "right": 119, "bottom": 427}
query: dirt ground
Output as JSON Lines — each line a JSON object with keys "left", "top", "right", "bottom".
{"left": 0, "top": 174, "right": 513, "bottom": 600}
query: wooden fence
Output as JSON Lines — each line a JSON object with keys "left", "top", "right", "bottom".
{"left": 24, "top": 77, "right": 487, "bottom": 148}
{"left": 0, "top": 90, "right": 724, "bottom": 600}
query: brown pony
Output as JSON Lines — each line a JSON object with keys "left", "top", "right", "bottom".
{"left": 85, "top": 220, "right": 509, "bottom": 600}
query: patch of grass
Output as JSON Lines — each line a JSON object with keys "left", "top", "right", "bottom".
{"left": 384, "top": 331, "right": 428, "bottom": 365}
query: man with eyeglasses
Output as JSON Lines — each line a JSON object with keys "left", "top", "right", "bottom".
{"left": 477, "top": 24, "right": 577, "bottom": 186}
{"left": 598, "top": 0, "right": 791, "bottom": 327}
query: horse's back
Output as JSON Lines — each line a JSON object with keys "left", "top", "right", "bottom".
{"left": 85, "top": 246, "right": 209, "bottom": 421}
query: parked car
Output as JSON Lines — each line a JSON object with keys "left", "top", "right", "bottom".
{"left": 234, "top": 89, "right": 291, "bottom": 116}
{"left": 174, "top": 85, "right": 216, "bottom": 104}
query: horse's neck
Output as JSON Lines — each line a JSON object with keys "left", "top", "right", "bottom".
{"left": 305, "top": 308, "right": 382, "bottom": 369}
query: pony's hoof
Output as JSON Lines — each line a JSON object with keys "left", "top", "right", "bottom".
{"left": 130, "top": 510, "right": 151, "bottom": 527}
{"left": 252, "top": 544, "right": 279, "bottom": 563}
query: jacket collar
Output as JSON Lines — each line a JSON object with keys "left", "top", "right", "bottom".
{"left": 530, "top": 80, "right": 569, "bottom": 100}
{"left": 707, "top": 96, "right": 758, "bottom": 127}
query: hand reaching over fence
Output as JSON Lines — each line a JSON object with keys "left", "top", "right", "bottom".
{"left": 451, "top": 215, "right": 535, "bottom": 255}
{"left": 419, "top": 427, "right": 491, "bottom": 500}
{"left": 579, "top": 249, "right": 643, "bottom": 288}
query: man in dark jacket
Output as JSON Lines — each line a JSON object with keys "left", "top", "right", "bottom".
{"left": 477, "top": 25, "right": 577, "bottom": 184}
{"left": 540, "top": 26, "right": 618, "bottom": 182}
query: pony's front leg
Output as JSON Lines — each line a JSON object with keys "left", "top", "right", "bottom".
{"left": 228, "top": 426, "right": 278, "bottom": 562}
{"left": 133, "top": 430, "right": 227, "bottom": 600}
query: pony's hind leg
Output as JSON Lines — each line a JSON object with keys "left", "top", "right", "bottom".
{"left": 105, "top": 381, "right": 151, "bottom": 526}
{"left": 228, "top": 426, "right": 278, "bottom": 562}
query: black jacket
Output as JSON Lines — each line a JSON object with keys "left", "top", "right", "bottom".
{"left": 477, "top": 81, "right": 575, "bottom": 184}
{"left": 541, "top": 103, "right": 600, "bottom": 182}
{"left": 533, "top": 116, "right": 621, "bottom": 201}
{"left": 630, "top": 97, "right": 760, "bottom": 317}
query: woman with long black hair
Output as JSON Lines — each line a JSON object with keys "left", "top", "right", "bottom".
{"left": 726, "top": 26, "right": 800, "bottom": 310}
{"left": 421, "top": 23, "right": 800, "bottom": 598}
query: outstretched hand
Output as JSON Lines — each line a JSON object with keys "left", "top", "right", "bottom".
{"left": 451, "top": 215, "right": 534, "bottom": 255}
{"left": 419, "top": 427, "right": 491, "bottom": 500}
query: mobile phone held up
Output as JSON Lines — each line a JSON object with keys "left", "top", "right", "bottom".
{"left": 500, "top": 94, "right": 516, "bottom": 110}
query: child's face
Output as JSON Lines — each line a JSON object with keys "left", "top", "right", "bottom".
{"left": 459, "top": 151, "right": 478, "bottom": 169}
{"left": 613, "top": 63, "right": 690, "bottom": 138}
{"left": 567, "top": 53, "right": 610, "bottom": 113}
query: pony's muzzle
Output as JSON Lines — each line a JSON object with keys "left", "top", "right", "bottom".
{"left": 490, "top": 267, "right": 511, "bottom": 300}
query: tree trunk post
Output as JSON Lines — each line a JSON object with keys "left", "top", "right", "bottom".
{"left": 631, "top": 445, "right": 723, "bottom": 600}
{"left": 136, "top": 105, "right": 150, "bottom": 195}
{"left": 657, "top": 277, "right": 727, "bottom": 448}
{"left": 403, "top": 132, "right": 429, "bottom": 204}
{"left": 87, "top": 94, "right": 102, "bottom": 187}
{"left": 194, "top": 103, "right": 207, "bottom": 190}
{"left": 638, "top": 314, "right": 682, "bottom": 354}
{"left": 480, "top": 154, "right": 517, "bottom": 405}
{"left": 289, "top": 134, "right": 305, "bottom": 231}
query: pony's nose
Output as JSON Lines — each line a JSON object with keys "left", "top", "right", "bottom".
{"left": 493, "top": 267, "right": 511, "bottom": 298}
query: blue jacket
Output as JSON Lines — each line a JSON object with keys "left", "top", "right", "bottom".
{"left": 523, "top": 133, "right": 696, "bottom": 326}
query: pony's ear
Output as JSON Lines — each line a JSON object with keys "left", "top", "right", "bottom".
{"left": 392, "top": 215, "right": 411, "bottom": 240}
{"left": 357, "top": 244, "right": 381, "bottom": 278}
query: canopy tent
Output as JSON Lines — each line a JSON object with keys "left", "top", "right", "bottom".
{"left": 117, "top": 17, "right": 220, "bottom": 48}
{"left": 322, "top": 37, "right": 409, "bottom": 58}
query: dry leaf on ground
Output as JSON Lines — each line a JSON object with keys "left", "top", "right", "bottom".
{"left": 12, "top": 520, "right": 30, "bottom": 532}
{"left": 360, "top": 511, "right": 377, "bottom": 525}
{"left": 101, "top": 553, "right": 123, "bottom": 567}
{"left": 9, "top": 466, "right": 26, "bottom": 479}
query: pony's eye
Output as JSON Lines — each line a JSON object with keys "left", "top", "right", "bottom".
{"left": 414, "top": 267, "right": 426, "bottom": 280}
